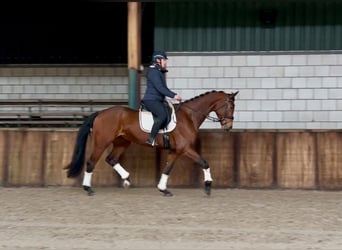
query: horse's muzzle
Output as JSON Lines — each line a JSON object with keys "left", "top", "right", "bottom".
{"left": 222, "top": 124, "right": 232, "bottom": 131}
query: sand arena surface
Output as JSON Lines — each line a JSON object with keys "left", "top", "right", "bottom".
{"left": 0, "top": 186, "right": 341, "bottom": 250}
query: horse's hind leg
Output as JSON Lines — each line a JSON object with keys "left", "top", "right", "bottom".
{"left": 105, "top": 137, "right": 131, "bottom": 188}
{"left": 83, "top": 146, "right": 107, "bottom": 196}
{"left": 157, "top": 152, "right": 179, "bottom": 197}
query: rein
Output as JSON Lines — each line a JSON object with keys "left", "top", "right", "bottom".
{"left": 177, "top": 97, "right": 234, "bottom": 123}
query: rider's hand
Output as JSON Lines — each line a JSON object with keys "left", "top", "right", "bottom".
{"left": 174, "top": 95, "right": 182, "bottom": 101}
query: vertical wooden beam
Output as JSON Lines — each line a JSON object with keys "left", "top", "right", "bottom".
{"left": 127, "top": 2, "right": 141, "bottom": 109}
{"left": 0, "top": 130, "right": 9, "bottom": 186}
{"left": 128, "top": 2, "right": 141, "bottom": 70}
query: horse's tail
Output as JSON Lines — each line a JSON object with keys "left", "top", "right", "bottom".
{"left": 64, "top": 112, "right": 99, "bottom": 178}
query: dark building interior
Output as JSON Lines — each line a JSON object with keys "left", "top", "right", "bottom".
{"left": 0, "top": 1, "right": 154, "bottom": 65}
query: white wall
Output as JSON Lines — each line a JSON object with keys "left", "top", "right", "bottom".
{"left": 166, "top": 52, "right": 342, "bottom": 129}
{"left": 1, "top": 53, "right": 342, "bottom": 130}
{"left": 0, "top": 67, "right": 128, "bottom": 100}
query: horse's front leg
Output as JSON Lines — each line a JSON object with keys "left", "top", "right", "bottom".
{"left": 200, "top": 159, "right": 213, "bottom": 195}
{"left": 184, "top": 149, "right": 213, "bottom": 196}
{"left": 157, "top": 153, "right": 178, "bottom": 197}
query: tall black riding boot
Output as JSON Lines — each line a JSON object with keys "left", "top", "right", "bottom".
{"left": 146, "top": 120, "right": 160, "bottom": 147}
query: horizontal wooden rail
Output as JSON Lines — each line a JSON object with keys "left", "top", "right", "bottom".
{"left": 0, "top": 99, "right": 128, "bottom": 127}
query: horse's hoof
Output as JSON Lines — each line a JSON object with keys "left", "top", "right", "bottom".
{"left": 83, "top": 186, "right": 95, "bottom": 196}
{"left": 159, "top": 189, "right": 173, "bottom": 197}
{"left": 123, "top": 179, "right": 131, "bottom": 189}
{"left": 204, "top": 181, "right": 212, "bottom": 196}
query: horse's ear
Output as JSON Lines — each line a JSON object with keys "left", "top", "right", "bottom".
{"left": 232, "top": 91, "right": 239, "bottom": 97}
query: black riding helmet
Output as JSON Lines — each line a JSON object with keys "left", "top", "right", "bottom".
{"left": 152, "top": 51, "right": 168, "bottom": 62}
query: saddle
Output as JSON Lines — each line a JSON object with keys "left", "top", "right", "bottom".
{"left": 139, "top": 99, "right": 177, "bottom": 133}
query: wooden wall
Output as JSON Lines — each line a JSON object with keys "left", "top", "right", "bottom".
{"left": 0, "top": 129, "right": 341, "bottom": 190}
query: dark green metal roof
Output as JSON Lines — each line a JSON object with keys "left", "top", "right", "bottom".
{"left": 154, "top": 0, "right": 342, "bottom": 52}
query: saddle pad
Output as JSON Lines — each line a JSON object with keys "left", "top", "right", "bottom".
{"left": 139, "top": 101, "right": 177, "bottom": 133}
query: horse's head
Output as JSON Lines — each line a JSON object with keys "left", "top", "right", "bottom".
{"left": 213, "top": 91, "right": 239, "bottom": 131}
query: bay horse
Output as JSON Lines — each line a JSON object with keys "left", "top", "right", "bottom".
{"left": 65, "top": 90, "right": 238, "bottom": 196}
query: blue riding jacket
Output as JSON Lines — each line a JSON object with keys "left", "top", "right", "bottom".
{"left": 142, "top": 64, "right": 177, "bottom": 102}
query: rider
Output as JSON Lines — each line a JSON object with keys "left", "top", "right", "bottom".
{"left": 141, "top": 51, "right": 182, "bottom": 146}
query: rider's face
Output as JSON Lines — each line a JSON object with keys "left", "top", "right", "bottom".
{"left": 157, "top": 58, "right": 167, "bottom": 70}
{"left": 161, "top": 58, "right": 167, "bottom": 68}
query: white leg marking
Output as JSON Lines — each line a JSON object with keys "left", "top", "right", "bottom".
{"left": 82, "top": 172, "right": 93, "bottom": 187}
{"left": 122, "top": 179, "right": 131, "bottom": 189}
{"left": 203, "top": 168, "right": 213, "bottom": 182}
{"left": 157, "top": 174, "right": 169, "bottom": 190}
{"left": 113, "top": 163, "right": 129, "bottom": 179}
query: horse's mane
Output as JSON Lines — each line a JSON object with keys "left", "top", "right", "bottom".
{"left": 182, "top": 90, "right": 225, "bottom": 104}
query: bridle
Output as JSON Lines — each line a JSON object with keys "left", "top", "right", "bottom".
{"left": 208, "top": 96, "right": 234, "bottom": 124}
{"left": 179, "top": 96, "right": 234, "bottom": 124}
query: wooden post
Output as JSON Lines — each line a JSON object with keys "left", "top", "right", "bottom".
{"left": 127, "top": 2, "right": 141, "bottom": 109}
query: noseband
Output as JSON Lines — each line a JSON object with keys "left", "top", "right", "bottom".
{"left": 207, "top": 97, "right": 234, "bottom": 123}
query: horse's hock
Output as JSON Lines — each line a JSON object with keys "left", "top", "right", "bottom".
{"left": 0, "top": 128, "right": 342, "bottom": 190}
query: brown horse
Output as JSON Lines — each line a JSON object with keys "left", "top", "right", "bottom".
{"left": 65, "top": 90, "right": 238, "bottom": 196}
